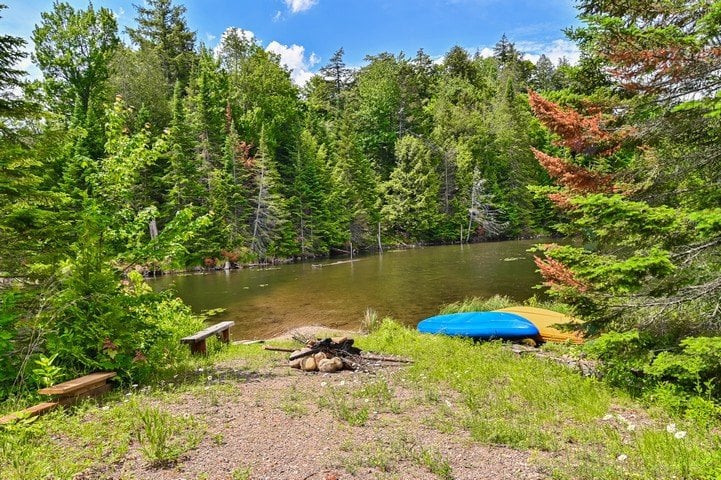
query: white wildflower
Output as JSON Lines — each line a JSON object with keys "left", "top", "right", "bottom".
{"left": 197, "top": 367, "right": 204, "bottom": 372}
{"left": 674, "top": 431, "right": 687, "bottom": 439}
{"left": 339, "top": 380, "right": 345, "bottom": 386}
{"left": 207, "top": 375, "right": 212, "bottom": 381}
{"left": 131, "top": 383, "right": 138, "bottom": 388}
{"left": 627, "top": 424, "right": 636, "bottom": 432}
{"left": 602, "top": 414, "right": 614, "bottom": 421}
{"left": 666, "top": 423, "right": 677, "bottom": 433}
{"left": 617, "top": 454, "right": 628, "bottom": 462}
{"left": 101, "top": 405, "right": 110, "bottom": 411}
{"left": 320, "top": 381, "right": 327, "bottom": 387}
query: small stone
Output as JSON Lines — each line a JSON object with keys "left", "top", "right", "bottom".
{"left": 318, "top": 357, "right": 343, "bottom": 373}
{"left": 289, "top": 350, "right": 304, "bottom": 368}
{"left": 301, "top": 356, "right": 317, "bottom": 371}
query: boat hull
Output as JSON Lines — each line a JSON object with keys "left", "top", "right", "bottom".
{"left": 495, "top": 306, "right": 584, "bottom": 344}
{"left": 417, "top": 311, "right": 539, "bottom": 340}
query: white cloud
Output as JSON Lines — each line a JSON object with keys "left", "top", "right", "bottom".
{"left": 213, "top": 27, "right": 256, "bottom": 57}
{"left": 266, "top": 40, "right": 317, "bottom": 86}
{"left": 285, "top": 0, "right": 318, "bottom": 13}
{"left": 517, "top": 39, "right": 580, "bottom": 65}
{"left": 206, "top": 33, "right": 217, "bottom": 42}
{"left": 273, "top": 10, "right": 283, "bottom": 22}
{"left": 476, "top": 47, "right": 494, "bottom": 58}
{"left": 473, "top": 39, "right": 580, "bottom": 65}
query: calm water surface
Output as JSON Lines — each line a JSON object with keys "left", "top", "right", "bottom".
{"left": 151, "top": 240, "right": 543, "bottom": 339}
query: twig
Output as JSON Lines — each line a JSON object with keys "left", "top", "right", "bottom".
{"left": 262, "top": 346, "right": 295, "bottom": 352}
{"left": 360, "top": 354, "right": 413, "bottom": 363}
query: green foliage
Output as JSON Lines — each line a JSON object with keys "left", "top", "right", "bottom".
{"left": 30, "top": 354, "right": 63, "bottom": 388}
{"left": 126, "top": 0, "right": 196, "bottom": 88}
{"left": 134, "top": 404, "right": 203, "bottom": 465}
{"left": 585, "top": 331, "right": 657, "bottom": 395}
{"left": 645, "top": 337, "right": 721, "bottom": 393}
{"left": 382, "top": 135, "right": 443, "bottom": 240}
{"left": 439, "top": 294, "right": 514, "bottom": 313}
{"left": 32, "top": 1, "right": 119, "bottom": 120}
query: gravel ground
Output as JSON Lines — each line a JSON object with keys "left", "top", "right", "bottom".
{"left": 89, "top": 327, "right": 551, "bottom": 480}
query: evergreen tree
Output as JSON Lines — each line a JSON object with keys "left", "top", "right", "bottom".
{"left": 330, "top": 117, "right": 380, "bottom": 248}
{"left": 352, "top": 53, "right": 402, "bottom": 178}
{"left": 209, "top": 120, "right": 251, "bottom": 257}
{"left": 444, "top": 45, "right": 477, "bottom": 83}
{"left": 529, "top": 0, "right": 721, "bottom": 341}
{"left": 319, "top": 47, "right": 352, "bottom": 114}
{"left": 493, "top": 34, "right": 521, "bottom": 65}
{"left": 382, "top": 135, "right": 442, "bottom": 240}
{"left": 0, "top": 4, "right": 31, "bottom": 135}
{"left": 164, "top": 81, "right": 204, "bottom": 213}
{"left": 187, "top": 47, "right": 227, "bottom": 188}
{"left": 250, "top": 129, "right": 290, "bottom": 259}
{"left": 531, "top": 54, "right": 556, "bottom": 91}
{"left": 126, "top": 0, "right": 196, "bottom": 88}
{"left": 0, "top": 4, "right": 65, "bottom": 279}
{"left": 291, "top": 130, "right": 340, "bottom": 255}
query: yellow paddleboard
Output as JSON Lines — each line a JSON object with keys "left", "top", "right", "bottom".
{"left": 495, "top": 306, "right": 584, "bottom": 344}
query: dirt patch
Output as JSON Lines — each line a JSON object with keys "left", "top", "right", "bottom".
{"left": 96, "top": 356, "right": 550, "bottom": 480}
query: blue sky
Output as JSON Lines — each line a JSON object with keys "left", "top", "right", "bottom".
{"left": 2, "top": 0, "right": 582, "bottom": 84}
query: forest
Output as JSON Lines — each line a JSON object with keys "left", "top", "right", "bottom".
{"left": 1, "top": 0, "right": 720, "bottom": 413}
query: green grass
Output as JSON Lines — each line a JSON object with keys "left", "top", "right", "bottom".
{"left": 357, "top": 319, "right": 721, "bottom": 479}
{"left": 2, "top": 319, "right": 720, "bottom": 479}
{"left": 338, "top": 434, "right": 453, "bottom": 479}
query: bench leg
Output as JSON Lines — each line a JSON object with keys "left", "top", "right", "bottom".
{"left": 219, "top": 328, "right": 230, "bottom": 343}
{"left": 190, "top": 340, "right": 207, "bottom": 355}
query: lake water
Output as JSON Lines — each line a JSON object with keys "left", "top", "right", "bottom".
{"left": 151, "top": 240, "right": 544, "bottom": 339}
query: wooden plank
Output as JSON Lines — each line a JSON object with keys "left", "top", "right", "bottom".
{"left": 180, "top": 321, "right": 235, "bottom": 343}
{"left": 57, "top": 383, "right": 112, "bottom": 406}
{"left": 38, "top": 372, "right": 116, "bottom": 396}
{"left": 0, "top": 402, "right": 58, "bottom": 425}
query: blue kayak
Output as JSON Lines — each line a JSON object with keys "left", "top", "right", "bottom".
{"left": 417, "top": 311, "right": 540, "bottom": 340}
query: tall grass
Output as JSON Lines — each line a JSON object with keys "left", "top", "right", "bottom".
{"left": 357, "top": 319, "right": 721, "bottom": 479}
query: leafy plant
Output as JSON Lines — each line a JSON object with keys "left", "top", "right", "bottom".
{"left": 31, "top": 354, "right": 63, "bottom": 388}
{"left": 134, "top": 405, "right": 203, "bottom": 465}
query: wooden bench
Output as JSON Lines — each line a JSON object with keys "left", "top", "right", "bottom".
{"left": 1, "top": 371, "right": 116, "bottom": 425}
{"left": 38, "top": 371, "right": 117, "bottom": 406}
{"left": 181, "top": 321, "right": 235, "bottom": 355}
{"left": 0, "top": 402, "right": 59, "bottom": 425}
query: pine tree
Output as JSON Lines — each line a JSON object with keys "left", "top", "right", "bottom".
{"left": 164, "top": 81, "right": 205, "bottom": 212}
{"left": 531, "top": 54, "right": 556, "bottom": 91}
{"left": 319, "top": 48, "right": 352, "bottom": 114}
{"left": 330, "top": 117, "right": 379, "bottom": 247}
{"left": 291, "top": 129, "right": 340, "bottom": 255}
{"left": 381, "top": 135, "right": 442, "bottom": 240}
{"left": 127, "top": 0, "right": 196, "bottom": 88}
{"left": 212, "top": 120, "right": 251, "bottom": 255}
{"left": 493, "top": 34, "right": 521, "bottom": 65}
{"left": 250, "top": 129, "right": 290, "bottom": 259}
